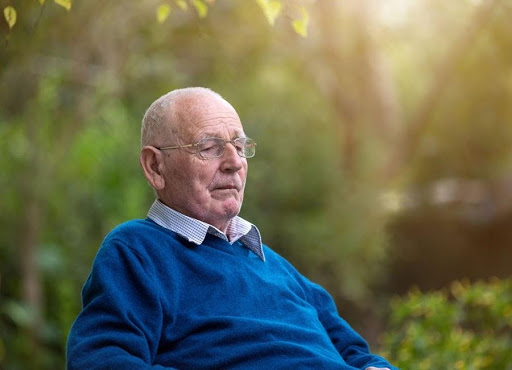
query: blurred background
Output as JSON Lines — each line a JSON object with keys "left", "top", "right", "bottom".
{"left": 1, "top": 0, "right": 512, "bottom": 368}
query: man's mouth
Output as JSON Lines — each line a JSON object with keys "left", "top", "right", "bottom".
{"left": 210, "top": 180, "right": 243, "bottom": 193}
{"left": 215, "top": 185, "right": 238, "bottom": 191}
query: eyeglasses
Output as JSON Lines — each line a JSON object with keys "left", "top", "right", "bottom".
{"left": 156, "top": 137, "right": 257, "bottom": 159}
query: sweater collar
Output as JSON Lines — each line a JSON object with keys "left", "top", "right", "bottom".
{"left": 147, "top": 199, "right": 265, "bottom": 261}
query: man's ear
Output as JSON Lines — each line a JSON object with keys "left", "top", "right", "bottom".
{"left": 140, "top": 146, "right": 166, "bottom": 191}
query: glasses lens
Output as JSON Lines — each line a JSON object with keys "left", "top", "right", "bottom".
{"left": 237, "top": 137, "right": 256, "bottom": 158}
{"left": 197, "top": 138, "right": 224, "bottom": 158}
{"left": 197, "top": 137, "right": 257, "bottom": 159}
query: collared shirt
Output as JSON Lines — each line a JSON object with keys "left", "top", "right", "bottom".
{"left": 147, "top": 199, "right": 265, "bottom": 261}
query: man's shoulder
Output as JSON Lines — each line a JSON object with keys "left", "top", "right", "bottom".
{"left": 107, "top": 218, "right": 157, "bottom": 235}
{"left": 262, "top": 244, "right": 333, "bottom": 300}
{"left": 93, "top": 219, "right": 188, "bottom": 265}
{"left": 104, "top": 218, "right": 180, "bottom": 247}
{"left": 261, "top": 244, "right": 300, "bottom": 272}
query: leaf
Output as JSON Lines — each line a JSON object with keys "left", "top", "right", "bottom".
{"left": 3, "top": 6, "right": 16, "bottom": 29}
{"left": 157, "top": 4, "right": 171, "bottom": 23}
{"left": 256, "top": 0, "right": 281, "bottom": 26}
{"left": 175, "top": 0, "right": 188, "bottom": 10}
{"left": 54, "top": 0, "right": 72, "bottom": 11}
{"left": 191, "top": 0, "right": 207, "bottom": 18}
{"left": 292, "top": 7, "right": 309, "bottom": 37}
{"left": 38, "top": 0, "right": 46, "bottom": 4}
{"left": 3, "top": 301, "right": 35, "bottom": 327}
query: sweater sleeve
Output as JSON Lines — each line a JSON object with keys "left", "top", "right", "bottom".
{"left": 66, "top": 237, "right": 175, "bottom": 370}
{"left": 306, "top": 281, "right": 399, "bottom": 370}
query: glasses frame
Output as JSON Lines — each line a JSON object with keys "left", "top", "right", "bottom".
{"left": 156, "top": 137, "right": 257, "bottom": 159}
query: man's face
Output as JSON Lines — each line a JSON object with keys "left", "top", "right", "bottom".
{"left": 158, "top": 94, "right": 248, "bottom": 232}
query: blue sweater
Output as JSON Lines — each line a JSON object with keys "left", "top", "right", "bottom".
{"left": 67, "top": 219, "right": 397, "bottom": 369}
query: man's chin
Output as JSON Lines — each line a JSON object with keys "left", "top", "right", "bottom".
{"left": 203, "top": 206, "right": 241, "bottom": 232}
{"left": 219, "top": 201, "right": 242, "bottom": 219}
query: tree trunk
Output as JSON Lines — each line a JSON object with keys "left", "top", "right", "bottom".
{"left": 313, "top": 0, "right": 400, "bottom": 179}
{"left": 20, "top": 114, "right": 44, "bottom": 368}
{"left": 385, "top": 0, "right": 502, "bottom": 181}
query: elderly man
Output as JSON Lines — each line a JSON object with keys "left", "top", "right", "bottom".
{"left": 67, "top": 87, "right": 397, "bottom": 370}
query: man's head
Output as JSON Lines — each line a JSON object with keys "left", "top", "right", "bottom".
{"left": 140, "top": 87, "right": 250, "bottom": 232}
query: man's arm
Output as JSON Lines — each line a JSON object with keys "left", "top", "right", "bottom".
{"left": 66, "top": 238, "right": 174, "bottom": 370}
{"left": 306, "top": 281, "right": 399, "bottom": 370}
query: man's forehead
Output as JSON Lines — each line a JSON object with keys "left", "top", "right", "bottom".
{"left": 187, "top": 115, "right": 245, "bottom": 138}
{"left": 195, "top": 113, "right": 241, "bottom": 125}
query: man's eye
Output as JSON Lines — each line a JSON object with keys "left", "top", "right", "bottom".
{"left": 199, "top": 141, "right": 221, "bottom": 154}
{"left": 200, "top": 145, "right": 217, "bottom": 152}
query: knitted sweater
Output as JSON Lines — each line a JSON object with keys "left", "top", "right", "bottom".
{"left": 66, "top": 219, "right": 396, "bottom": 370}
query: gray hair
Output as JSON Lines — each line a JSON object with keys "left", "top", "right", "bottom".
{"left": 140, "top": 87, "right": 224, "bottom": 148}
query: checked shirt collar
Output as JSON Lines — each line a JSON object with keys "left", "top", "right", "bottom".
{"left": 147, "top": 199, "right": 265, "bottom": 261}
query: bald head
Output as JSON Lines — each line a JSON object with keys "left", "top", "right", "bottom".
{"left": 141, "top": 87, "right": 235, "bottom": 148}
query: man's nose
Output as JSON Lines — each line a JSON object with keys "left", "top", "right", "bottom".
{"left": 220, "top": 142, "right": 244, "bottom": 172}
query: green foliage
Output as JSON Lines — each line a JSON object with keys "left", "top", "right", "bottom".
{"left": 291, "top": 6, "right": 308, "bottom": 37}
{"left": 156, "top": 4, "right": 172, "bottom": 24}
{"left": 0, "top": 67, "right": 152, "bottom": 368}
{"left": 256, "top": 0, "right": 282, "bottom": 26}
{"left": 380, "top": 278, "right": 512, "bottom": 369}
{"left": 54, "top": 0, "right": 72, "bottom": 11}
{"left": 191, "top": 0, "right": 208, "bottom": 19}
{"left": 3, "top": 6, "right": 16, "bottom": 29}
{"left": 1, "top": 0, "right": 309, "bottom": 39}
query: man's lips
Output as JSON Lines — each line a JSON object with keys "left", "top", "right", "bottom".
{"left": 213, "top": 184, "right": 240, "bottom": 191}
{"left": 214, "top": 185, "right": 239, "bottom": 190}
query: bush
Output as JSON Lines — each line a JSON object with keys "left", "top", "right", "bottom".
{"left": 380, "top": 278, "right": 512, "bottom": 370}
